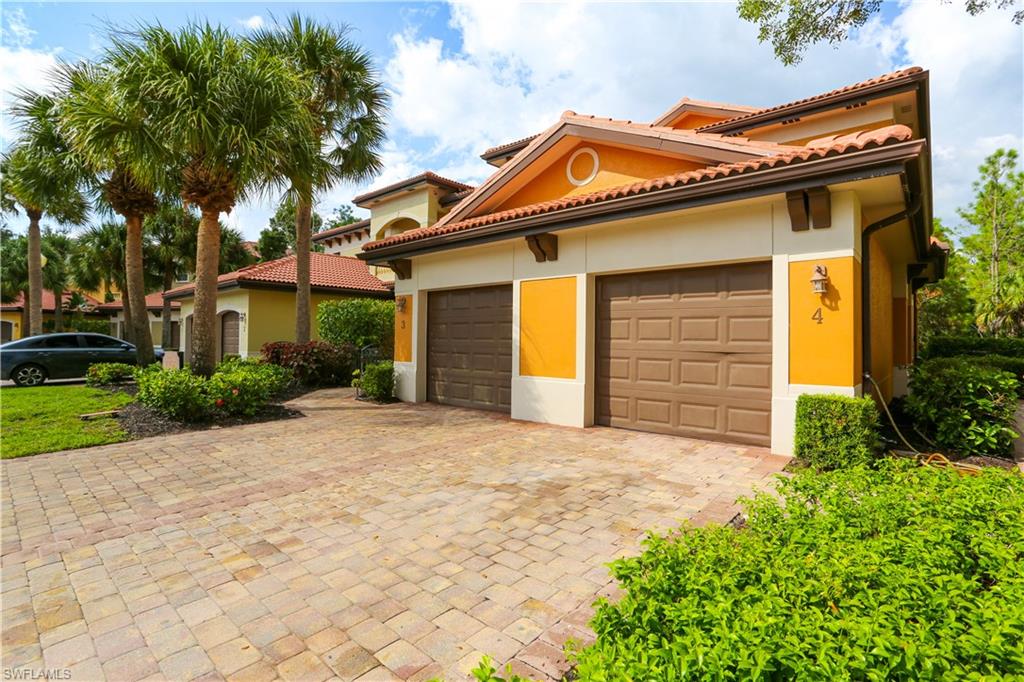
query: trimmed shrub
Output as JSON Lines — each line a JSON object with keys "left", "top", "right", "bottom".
{"left": 923, "top": 335, "right": 1024, "bottom": 360}
{"left": 317, "top": 298, "right": 394, "bottom": 354}
{"left": 572, "top": 460, "right": 1024, "bottom": 680}
{"left": 355, "top": 361, "right": 394, "bottom": 402}
{"left": 134, "top": 365, "right": 212, "bottom": 421}
{"left": 208, "top": 359, "right": 292, "bottom": 417}
{"left": 906, "top": 357, "right": 1019, "bottom": 456}
{"left": 793, "top": 394, "right": 880, "bottom": 470}
{"left": 86, "top": 362, "right": 136, "bottom": 386}
{"left": 261, "top": 341, "right": 356, "bottom": 386}
{"left": 951, "top": 354, "right": 1024, "bottom": 397}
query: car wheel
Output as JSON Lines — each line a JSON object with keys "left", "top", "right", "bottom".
{"left": 11, "top": 364, "right": 47, "bottom": 387}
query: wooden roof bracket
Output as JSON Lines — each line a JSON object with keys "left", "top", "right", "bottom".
{"left": 525, "top": 233, "right": 558, "bottom": 262}
{"left": 787, "top": 186, "right": 831, "bottom": 231}
{"left": 389, "top": 259, "right": 412, "bottom": 280}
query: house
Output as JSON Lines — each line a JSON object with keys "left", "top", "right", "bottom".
{"left": 95, "top": 293, "right": 182, "bottom": 348}
{"left": 357, "top": 67, "right": 948, "bottom": 455}
{"left": 1, "top": 290, "right": 105, "bottom": 342}
{"left": 316, "top": 173, "right": 474, "bottom": 283}
{"left": 163, "top": 252, "right": 392, "bottom": 362}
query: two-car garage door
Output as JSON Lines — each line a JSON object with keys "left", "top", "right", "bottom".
{"left": 596, "top": 262, "right": 772, "bottom": 446}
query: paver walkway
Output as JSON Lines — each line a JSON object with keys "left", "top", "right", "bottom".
{"left": 1, "top": 389, "right": 789, "bottom": 681}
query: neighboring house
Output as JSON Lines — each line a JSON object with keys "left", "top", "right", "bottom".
{"left": 357, "top": 67, "right": 948, "bottom": 456}
{"left": 95, "top": 293, "right": 182, "bottom": 348}
{"left": 163, "top": 252, "right": 392, "bottom": 362}
{"left": 316, "top": 174, "right": 474, "bottom": 283}
{"left": 1, "top": 290, "right": 105, "bottom": 342}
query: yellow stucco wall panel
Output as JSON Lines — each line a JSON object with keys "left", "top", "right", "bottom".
{"left": 789, "top": 257, "right": 861, "bottom": 387}
{"left": 520, "top": 277, "right": 576, "bottom": 379}
{"left": 394, "top": 295, "right": 413, "bottom": 363}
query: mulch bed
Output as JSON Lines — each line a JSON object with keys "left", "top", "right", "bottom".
{"left": 100, "top": 382, "right": 310, "bottom": 441}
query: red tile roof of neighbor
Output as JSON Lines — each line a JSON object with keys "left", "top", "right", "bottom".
{"left": 364, "top": 124, "right": 916, "bottom": 253}
{"left": 164, "top": 252, "right": 391, "bottom": 299}
{"left": 96, "top": 293, "right": 181, "bottom": 311}
{"left": 1, "top": 290, "right": 103, "bottom": 312}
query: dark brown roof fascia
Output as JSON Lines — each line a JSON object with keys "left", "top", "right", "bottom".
{"left": 362, "top": 139, "right": 925, "bottom": 263}
{"left": 698, "top": 71, "right": 928, "bottom": 135}
{"left": 312, "top": 219, "right": 371, "bottom": 242}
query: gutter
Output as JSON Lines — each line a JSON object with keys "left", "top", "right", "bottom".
{"left": 362, "top": 139, "right": 925, "bottom": 263}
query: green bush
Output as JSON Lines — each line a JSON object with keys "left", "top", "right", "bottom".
{"left": 906, "top": 357, "right": 1019, "bottom": 456}
{"left": 317, "top": 298, "right": 394, "bottom": 354}
{"left": 355, "top": 361, "right": 394, "bottom": 402}
{"left": 793, "top": 394, "right": 880, "bottom": 470}
{"left": 134, "top": 365, "right": 213, "bottom": 421}
{"left": 86, "top": 362, "right": 136, "bottom": 386}
{"left": 572, "top": 460, "right": 1024, "bottom": 680}
{"left": 951, "top": 354, "right": 1024, "bottom": 397}
{"left": 208, "top": 359, "right": 292, "bottom": 417}
{"left": 260, "top": 341, "right": 356, "bottom": 386}
{"left": 923, "top": 335, "right": 1024, "bottom": 359}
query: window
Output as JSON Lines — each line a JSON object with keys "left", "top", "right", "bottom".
{"left": 84, "top": 335, "right": 126, "bottom": 349}
{"left": 40, "top": 335, "right": 82, "bottom": 349}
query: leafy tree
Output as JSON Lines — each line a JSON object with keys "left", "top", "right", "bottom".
{"left": 738, "top": 0, "right": 1023, "bottom": 65}
{"left": 58, "top": 61, "right": 160, "bottom": 363}
{"left": 3, "top": 91, "right": 89, "bottom": 336}
{"left": 71, "top": 221, "right": 133, "bottom": 341}
{"left": 40, "top": 228, "right": 75, "bottom": 332}
{"left": 251, "top": 15, "right": 388, "bottom": 344}
{"left": 326, "top": 204, "right": 358, "bottom": 229}
{"left": 257, "top": 196, "right": 324, "bottom": 262}
{"left": 917, "top": 220, "right": 976, "bottom": 345}
{"left": 959, "top": 148, "right": 1024, "bottom": 336}
{"left": 0, "top": 228, "right": 30, "bottom": 334}
{"left": 145, "top": 202, "right": 198, "bottom": 348}
{"left": 106, "top": 22, "right": 317, "bottom": 374}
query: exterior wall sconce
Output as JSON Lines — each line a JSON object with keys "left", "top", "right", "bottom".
{"left": 395, "top": 297, "right": 407, "bottom": 314}
{"left": 810, "top": 265, "right": 829, "bottom": 295}
{"left": 238, "top": 312, "right": 247, "bottom": 325}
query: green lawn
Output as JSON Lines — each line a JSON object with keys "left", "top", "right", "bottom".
{"left": 1, "top": 385, "right": 134, "bottom": 459}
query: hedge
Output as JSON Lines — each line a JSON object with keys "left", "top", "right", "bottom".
{"left": 570, "top": 460, "right": 1024, "bottom": 680}
{"left": 923, "top": 335, "right": 1024, "bottom": 360}
{"left": 355, "top": 361, "right": 394, "bottom": 402}
{"left": 261, "top": 341, "right": 356, "bottom": 386}
{"left": 317, "top": 298, "right": 394, "bottom": 354}
{"left": 793, "top": 394, "right": 880, "bottom": 470}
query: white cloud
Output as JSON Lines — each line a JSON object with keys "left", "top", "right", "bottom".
{"left": 2, "top": 8, "right": 36, "bottom": 49}
{"left": 238, "top": 15, "right": 264, "bottom": 31}
{"left": 0, "top": 9, "right": 61, "bottom": 145}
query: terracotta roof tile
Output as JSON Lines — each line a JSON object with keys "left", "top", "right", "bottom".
{"left": 481, "top": 134, "right": 541, "bottom": 159}
{"left": 165, "top": 252, "right": 391, "bottom": 298}
{"left": 96, "top": 292, "right": 181, "bottom": 311}
{"left": 364, "top": 124, "right": 915, "bottom": 253}
{"left": 352, "top": 172, "right": 473, "bottom": 205}
{"left": 696, "top": 67, "right": 926, "bottom": 132}
{"left": 1, "top": 290, "right": 103, "bottom": 312}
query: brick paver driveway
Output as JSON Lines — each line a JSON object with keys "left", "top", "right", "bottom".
{"left": 2, "top": 389, "right": 788, "bottom": 681}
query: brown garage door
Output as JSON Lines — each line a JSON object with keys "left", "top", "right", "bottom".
{"left": 428, "top": 285, "right": 512, "bottom": 412}
{"left": 596, "top": 262, "right": 772, "bottom": 446}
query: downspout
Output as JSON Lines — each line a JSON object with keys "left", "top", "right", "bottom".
{"left": 861, "top": 195, "right": 922, "bottom": 390}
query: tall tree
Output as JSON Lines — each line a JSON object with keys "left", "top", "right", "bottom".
{"left": 959, "top": 148, "right": 1024, "bottom": 336}
{"left": 59, "top": 61, "right": 160, "bottom": 364}
{"left": 40, "top": 228, "right": 75, "bottom": 332}
{"left": 106, "top": 23, "right": 317, "bottom": 374}
{"left": 3, "top": 92, "right": 88, "bottom": 336}
{"left": 257, "top": 196, "right": 324, "bottom": 262}
{"left": 71, "top": 221, "right": 133, "bottom": 341}
{"left": 251, "top": 15, "right": 388, "bottom": 343}
{"left": 0, "top": 228, "right": 30, "bottom": 335}
{"left": 738, "top": 0, "right": 1022, "bottom": 65}
{"left": 917, "top": 220, "right": 976, "bottom": 345}
{"left": 145, "top": 202, "right": 197, "bottom": 348}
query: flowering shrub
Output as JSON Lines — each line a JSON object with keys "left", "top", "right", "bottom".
{"left": 261, "top": 341, "right": 356, "bottom": 386}
{"left": 86, "top": 362, "right": 136, "bottom": 386}
{"left": 208, "top": 359, "right": 292, "bottom": 417}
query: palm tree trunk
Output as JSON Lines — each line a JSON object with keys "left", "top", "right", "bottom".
{"left": 294, "top": 193, "right": 313, "bottom": 344}
{"left": 53, "top": 291, "right": 64, "bottom": 332}
{"left": 26, "top": 210, "right": 43, "bottom": 336}
{"left": 20, "top": 289, "right": 29, "bottom": 339}
{"left": 125, "top": 214, "right": 155, "bottom": 365}
{"left": 121, "top": 282, "right": 134, "bottom": 344}
{"left": 191, "top": 208, "right": 221, "bottom": 376}
{"left": 161, "top": 267, "right": 174, "bottom": 349}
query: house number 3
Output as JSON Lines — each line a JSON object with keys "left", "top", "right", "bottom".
{"left": 812, "top": 307, "right": 824, "bottom": 325}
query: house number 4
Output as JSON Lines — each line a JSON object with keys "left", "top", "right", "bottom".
{"left": 812, "top": 307, "right": 824, "bottom": 325}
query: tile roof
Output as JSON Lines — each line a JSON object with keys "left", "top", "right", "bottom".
{"left": 653, "top": 97, "right": 760, "bottom": 126}
{"left": 1, "top": 290, "right": 103, "bottom": 312}
{"left": 311, "top": 218, "right": 371, "bottom": 242}
{"left": 96, "top": 292, "right": 181, "bottom": 311}
{"left": 164, "top": 252, "right": 391, "bottom": 298}
{"left": 696, "top": 67, "right": 926, "bottom": 132}
{"left": 480, "top": 134, "right": 541, "bottom": 160}
{"left": 352, "top": 172, "right": 473, "bottom": 205}
{"left": 364, "top": 125, "right": 915, "bottom": 253}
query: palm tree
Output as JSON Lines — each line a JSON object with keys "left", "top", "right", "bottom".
{"left": 40, "top": 228, "right": 74, "bottom": 332}
{"left": 58, "top": 61, "right": 159, "bottom": 364}
{"left": 71, "top": 221, "right": 132, "bottom": 340}
{"left": 0, "top": 228, "right": 30, "bottom": 335}
{"left": 3, "top": 92, "right": 88, "bottom": 336}
{"left": 105, "top": 23, "right": 317, "bottom": 374}
{"left": 145, "top": 202, "right": 196, "bottom": 348}
{"left": 251, "top": 15, "right": 388, "bottom": 343}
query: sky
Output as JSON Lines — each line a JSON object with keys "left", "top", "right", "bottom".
{"left": 2, "top": 1, "right": 1022, "bottom": 243}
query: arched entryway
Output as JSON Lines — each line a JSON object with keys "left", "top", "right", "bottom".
{"left": 220, "top": 311, "right": 240, "bottom": 360}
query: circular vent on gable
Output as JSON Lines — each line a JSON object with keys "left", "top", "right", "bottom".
{"left": 566, "top": 147, "right": 599, "bottom": 187}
